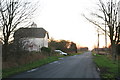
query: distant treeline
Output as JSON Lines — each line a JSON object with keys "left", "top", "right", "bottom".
{"left": 49, "top": 39, "right": 77, "bottom": 53}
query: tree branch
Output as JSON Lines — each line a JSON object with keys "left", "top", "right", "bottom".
{"left": 82, "top": 14, "right": 110, "bottom": 36}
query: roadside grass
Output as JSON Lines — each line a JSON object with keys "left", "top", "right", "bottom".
{"left": 93, "top": 53, "right": 119, "bottom": 78}
{"left": 2, "top": 56, "right": 63, "bottom": 78}
{"left": 2, "top": 52, "right": 82, "bottom": 78}
{"left": 68, "top": 52, "right": 83, "bottom": 56}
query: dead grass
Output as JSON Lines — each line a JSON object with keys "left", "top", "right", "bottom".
{"left": 2, "top": 52, "right": 47, "bottom": 69}
{"left": 118, "top": 55, "right": 120, "bottom": 60}
{"left": 93, "top": 51, "right": 110, "bottom": 55}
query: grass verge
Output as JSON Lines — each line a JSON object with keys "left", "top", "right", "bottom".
{"left": 2, "top": 56, "right": 63, "bottom": 78}
{"left": 68, "top": 52, "right": 83, "bottom": 56}
{"left": 93, "top": 53, "right": 119, "bottom": 78}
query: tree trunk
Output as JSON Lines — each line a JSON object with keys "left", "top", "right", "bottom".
{"left": 2, "top": 38, "right": 9, "bottom": 61}
{"left": 111, "top": 41, "right": 117, "bottom": 61}
{"left": 2, "top": 44, "right": 8, "bottom": 61}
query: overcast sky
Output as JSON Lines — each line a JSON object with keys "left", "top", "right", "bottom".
{"left": 31, "top": 0, "right": 112, "bottom": 50}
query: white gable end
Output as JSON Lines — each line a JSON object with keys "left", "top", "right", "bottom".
{"left": 118, "top": 1, "right": 120, "bottom": 23}
{"left": 20, "top": 36, "right": 48, "bottom": 52}
{"left": 43, "top": 33, "right": 49, "bottom": 48}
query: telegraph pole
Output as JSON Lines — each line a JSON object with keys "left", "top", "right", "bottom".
{"left": 105, "top": 19, "right": 107, "bottom": 48}
{"left": 97, "top": 29, "right": 100, "bottom": 54}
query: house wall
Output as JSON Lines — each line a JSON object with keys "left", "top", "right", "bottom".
{"left": 20, "top": 36, "right": 48, "bottom": 52}
{"left": 43, "top": 33, "right": 49, "bottom": 47}
{"left": 118, "top": 1, "right": 120, "bottom": 23}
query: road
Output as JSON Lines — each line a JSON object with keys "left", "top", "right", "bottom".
{"left": 11, "top": 52, "right": 100, "bottom": 78}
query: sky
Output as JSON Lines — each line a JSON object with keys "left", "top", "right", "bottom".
{"left": 31, "top": 0, "right": 111, "bottom": 50}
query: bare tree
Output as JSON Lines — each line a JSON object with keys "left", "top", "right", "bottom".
{"left": 83, "top": 0, "right": 120, "bottom": 60}
{"left": 0, "top": 0, "right": 38, "bottom": 60}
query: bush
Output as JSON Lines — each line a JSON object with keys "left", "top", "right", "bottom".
{"left": 41, "top": 47, "right": 51, "bottom": 53}
{"left": 117, "top": 44, "right": 120, "bottom": 55}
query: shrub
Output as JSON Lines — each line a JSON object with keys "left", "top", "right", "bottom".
{"left": 41, "top": 47, "right": 51, "bottom": 53}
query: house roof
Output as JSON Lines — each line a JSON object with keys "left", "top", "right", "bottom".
{"left": 14, "top": 28, "right": 49, "bottom": 39}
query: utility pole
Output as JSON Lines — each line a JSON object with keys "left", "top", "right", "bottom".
{"left": 97, "top": 29, "right": 100, "bottom": 54}
{"left": 105, "top": 18, "right": 107, "bottom": 48}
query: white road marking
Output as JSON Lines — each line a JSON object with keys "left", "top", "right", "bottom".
{"left": 97, "top": 68, "right": 100, "bottom": 71}
{"left": 59, "top": 58, "right": 64, "bottom": 60}
{"left": 27, "top": 68, "right": 38, "bottom": 72}
{"left": 49, "top": 61, "right": 60, "bottom": 64}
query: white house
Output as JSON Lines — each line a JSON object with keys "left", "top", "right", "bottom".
{"left": 118, "top": 1, "right": 120, "bottom": 23}
{"left": 14, "top": 28, "right": 49, "bottom": 52}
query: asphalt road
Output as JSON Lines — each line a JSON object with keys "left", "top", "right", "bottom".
{"left": 11, "top": 52, "right": 100, "bottom": 78}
